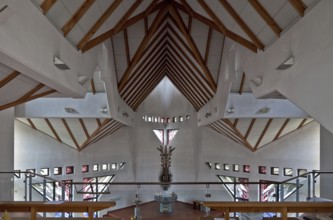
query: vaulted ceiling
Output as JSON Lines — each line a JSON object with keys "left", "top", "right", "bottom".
{"left": 2, "top": 0, "right": 319, "bottom": 151}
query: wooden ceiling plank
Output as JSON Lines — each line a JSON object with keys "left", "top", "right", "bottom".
{"left": 254, "top": 118, "right": 273, "bottom": 150}
{"left": 123, "top": 29, "right": 131, "bottom": 65}
{"left": 166, "top": 48, "right": 209, "bottom": 103}
{"left": 118, "top": 6, "right": 169, "bottom": 92}
{"left": 45, "top": 118, "right": 62, "bottom": 143}
{"left": 167, "top": 39, "right": 212, "bottom": 99}
{"left": 96, "top": 118, "right": 102, "bottom": 127}
{"left": 197, "top": 0, "right": 258, "bottom": 52}
{"left": 274, "top": 118, "right": 290, "bottom": 141}
{"left": 224, "top": 119, "right": 254, "bottom": 151}
{"left": 0, "top": 71, "right": 20, "bottom": 88}
{"left": 169, "top": 6, "right": 217, "bottom": 93}
{"left": 79, "top": 119, "right": 111, "bottom": 151}
{"left": 90, "top": 79, "right": 96, "bottom": 95}
{"left": 62, "top": 0, "right": 95, "bottom": 37}
{"left": 40, "top": 0, "right": 57, "bottom": 14}
{"left": 61, "top": 118, "right": 80, "bottom": 149}
{"left": 297, "top": 118, "right": 307, "bottom": 129}
{"left": 288, "top": 0, "right": 307, "bottom": 17}
{"left": 82, "top": 0, "right": 161, "bottom": 52}
{"left": 204, "top": 27, "right": 213, "bottom": 66}
{"left": 79, "top": 118, "right": 90, "bottom": 138}
{"left": 244, "top": 118, "right": 256, "bottom": 140}
{"left": 239, "top": 72, "right": 246, "bottom": 95}
{"left": 213, "top": 121, "right": 246, "bottom": 144}
{"left": 219, "top": 0, "right": 264, "bottom": 49}
{"left": 27, "top": 118, "right": 37, "bottom": 130}
{"left": 77, "top": 0, "right": 123, "bottom": 50}
{"left": 209, "top": 124, "right": 243, "bottom": 145}
{"left": 248, "top": 0, "right": 282, "bottom": 37}
{"left": 90, "top": 123, "right": 124, "bottom": 145}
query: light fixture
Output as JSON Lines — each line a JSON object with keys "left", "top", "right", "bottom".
{"left": 54, "top": 56, "right": 70, "bottom": 70}
{"left": 276, "top": 56, "right": 294, "bottom": 70}
{"left": 226, "top": 107, "right": 234, "bottom": 114}
{"left": 250, "top": 76, "right": 262, "bottom": 86}
{"left": 123, "top": 112, "right": 129, "bottom": 118}
{"left": 64, "top": 107, "right": 77, "bottom": 113}
{"left": 100, "top": 107, "right": 108, "bottom": 114}
{"left": 258, "top": 107, "right": 270, "bottom": 114}
{"left": 205, "top": 112, "right": 211, "bottom": 118}
{"left": 0, "top": 5, "right": 8, "bottom": 13}
{"left": 78, "top": 75, "right": 89, "bottom": 85}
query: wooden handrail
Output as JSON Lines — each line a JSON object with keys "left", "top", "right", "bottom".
{"left": 202, "top": 201, "right": 333, "bottom": 220}
{"left": 0, "top": 201, "right": 116, "bottom": 220}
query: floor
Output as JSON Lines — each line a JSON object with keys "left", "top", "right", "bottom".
{"left": 105, "top": 201, "right": 224, "bottom": 220}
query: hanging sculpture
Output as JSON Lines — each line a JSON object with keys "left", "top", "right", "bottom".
{"left": 157, "top": 145, "right": 175, "bottom": 190}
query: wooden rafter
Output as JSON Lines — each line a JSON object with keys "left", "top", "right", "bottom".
{"left": 79, "top": 119, "right": 90, "bottom": 138}
{"left": 61, "top": 118, "right": 80, "bottom": 149}
{"left": 254, "top": 118, "right": 273, "bottom": 150}
{"left": 123, "top": 29, "right": 131, "bottom": 65}
{"left": 204, "top": 27, "right": 212, "bottom": 66}
{"left": 96, "top": 119, "right": 102, "bottom": 127}
{"left": 118, "top": 6, "right": 169, "bottom": 92}
{"left": 16, "top": 84, "right": 44, "bottom": 102}
{"left": 219, "top": 0, "right": 264, "bottom": 50}
{"left": 82, "top": 0, "right": 161, "bottom": 52}
{"left": 274, "top": 118, "right": 290, "bottom": 141}
{"left": 297, "top": 118, "right": 307, "bottom": 129}
{"left": 213, "top": 121, "right": 245, "bottom": 144}
{"left": 62, "top": 0, "right": 95, "bottom": 37}
{"left": 77, "top": 0, "right": 123, "bottom": 50}
{"left": 91, "top": 123, "right": 124, "bottom": 145}
{"left": 144, "top": 17, "right": 149, "bottom": 36}
{"left": 239, "top": 73, "right": 246, "bottom": 95}
{"left": 233, "top": 119, "right": 239, "bottom": 127}
{"left": 248, "top": 0, "right": 282, "bottom": 37}
{"left": 0, "top": 71, "right": 20, "bottom": 88}
{"left": 169, "top": 6, "right": 217, "bottom": 93}
{"left": 89, "top": 120, "right": 123, "bottom": 145}
{"left": 80, "top": 119, "right": 111, "bottom": 151}
{"left": 209, "top": 124, "right": 243, "bottom": 145}
{"left": 90, "top": 79, "right": 96, "bottom": 94}
{"left": 223, "top": 119, "right": 254, "bottom": 151}
{"left": 244, "top": 118, "right": 256, "bottom": 140}
{"left": 40, "top": 0, "right": 57, "bottom": 14}
{"left": 167, "top": 36, "right": 213, "bottom": 99}
{"left": 188, "top": 15, "right": 192, "bottom": 34}
{"left": 288, "top": 0, "right": 307, "bottom": 17}
{"left": 27, "top": 119, "right": 37, "bottom": 130}
{"left": 45, "top": 118, "right": 62, "bottom": 143}
{"left": 196, "top": 0, "right": 258, "bottom": 52}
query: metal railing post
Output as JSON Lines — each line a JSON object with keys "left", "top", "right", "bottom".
{"left": 276, "top": 183, "right": 280, "bottom": 202}
{"left": 296, "top": 178, "right": 300, "bottom": 217}
{"left": 312, "top": 171, "right": 316, "bottom": 197}
{"left": 28, "top": 174, "right": 32, "bottom": 201}
{"left": 43, "top": 178, "right": 47, "bottom": 217}
{"left": 280, "top": 183, "right": 284, "bottom": 202}
{"left": 307, "top": 174, "right": 311, "bottom": 200}
{"left": 24, "top": 173, "right": 28, "bottom": 201}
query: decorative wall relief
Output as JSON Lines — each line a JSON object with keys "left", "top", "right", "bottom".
{"left": 157, "top": 145, "right": 175, "bottom": 190}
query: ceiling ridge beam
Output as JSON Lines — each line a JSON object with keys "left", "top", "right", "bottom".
{"left": 61, "top": 118, "right": 80, "bottom": 150}
{"left": 169, "top": 5, "right": 217, "bottom": 92}
{"left": 223, "top": 119, "right": 254, "bottom": 151}
{"left": 248, "top": 0, "right": 282, "bottom": 37}
{"left": 167, "top": 38, "right": 213, "bottom": 99}
{"left": 254, "top": 118, "right": 273, "bottom": 150}
{"left": 82, "top": 0, "right": 162, "bottom": 52}
{"left": 0, "top": 71, "right": 20, "bottom": 88}
{"left": 133, "top": 65, "right": 167, "bottom": 109}
{"left": 45, "top": 118, "right": 62, "bottom": 143}
{"left": 197, "top": 0, "right": 258, "bottom": 52}
{"left": 219, "top": 0, "right": 264, "bottom": 50}
{"left": 40, "top": 0, "right": 57, "bottom": 14}
{"left": 62, "top": 0, "right": 96, "bottom": 37}
{"left": 121, "top": 40, "right": 168, "bottom": 99}
{"left": 77, "top": 0, "right": 123, "bottom": 50}
{"left": 118, "top": 6, "right": 169, "bottom": 92}
{"left": 288, "top": 0, "right": 307, "bottom": 17}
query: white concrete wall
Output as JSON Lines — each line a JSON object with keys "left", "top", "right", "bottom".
{"left": 14, "top": 118, "right": 320, "bottom": 211}
{"left": 0, "top": 108, "right": 15, "bottom": 201}
{"left": 320, "top": 125, "right": 333, "bottom": 200}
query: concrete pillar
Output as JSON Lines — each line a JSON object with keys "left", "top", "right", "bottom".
{"left": 320, "top": 125, "right": 333, "bottom": 199}
{"left": 0, "top": 108, "right": 14, "bottom": 200}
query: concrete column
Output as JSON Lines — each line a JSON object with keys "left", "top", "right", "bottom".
{"left": 320, "top": 125, "right": 333, "bottom": 199}
{"left": 0, "top": 108, "right": 14, "bottom": 200}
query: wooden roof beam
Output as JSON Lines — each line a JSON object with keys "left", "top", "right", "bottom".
{"left": 0, "top": 71, "right": 20, "bottom": 88}
{"left": 27, "top": 119, "right": 37, "bottom": 130}
{"left": 223, "top": 119, "right": 254, "bottom": 151}
{"left": 123, "top": 29, "right": 131, "bottom": 65}
{"left": 80, "top": 119, "right": 111, "bottom": 151}
{"left": 254, "top": 118, "right": 273, "bottom": 150}
{"left": 62, "top": 118, "right": 80, "bottom": 149}
{"left": 204, "top": 27, "right": 213, "bottom": 65}
{"left": 82, "top": 0, "right": 162, "bottom": 52}
{"left": 288, "top": 0, "right": 307, "bottom": 17}
{"left": 197, "top": 0, "right": 258, "bottom": 52}
{"left": 118, "top": 6, "right": 169, "bottom": 91}
{"left": 248, "top": 0, "right": 282, "bottom": 37}
{"left": 40, "top": 0, "right": 57, "bottom": 14}
{"left": 79, "top": 119, "right": 90, "bottom": 139}
{"left": 244, "top": 118, "right": 256, "bottom": 140}
{"left": 239, "top": 73, "right": 246, "bottom": 95}
{"left": 169, "top": 6, "right": 217, "bottom": 92}
{"left": 219, "top": 0, "right": 264, "bottom": 50}
{"left": 274, "top": 118, "right": 290, "bottom": 141}
{"left": 45, "top": 118, "right": 62, "bottom": 143}
{"left": 90, "top": 79, "right": 96, "bottom": 94}
{"left": 77, "top": 0, "right": 123, "bottom": 50}
{"left": 62, "top": 0, "right": 95, "bottom": 37}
